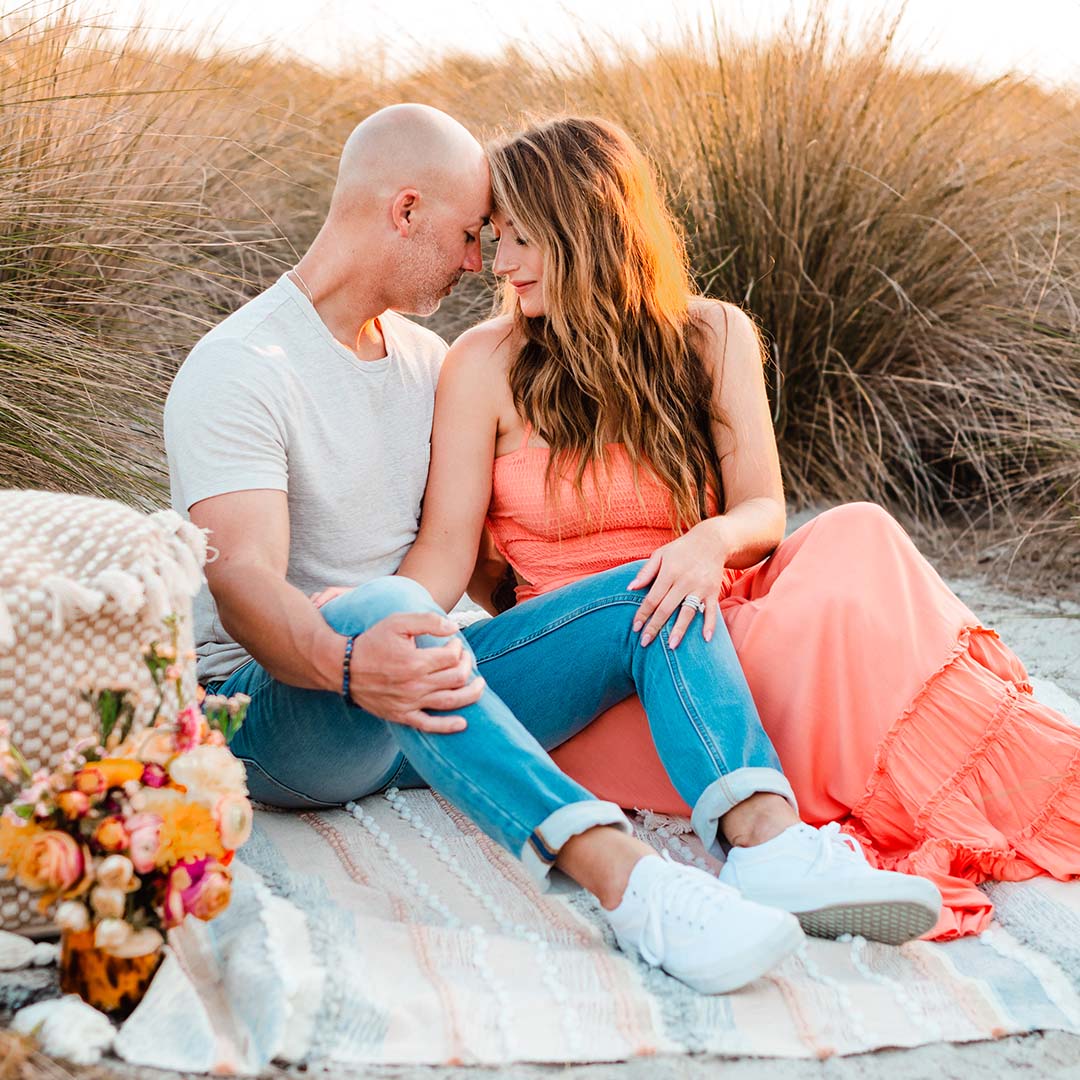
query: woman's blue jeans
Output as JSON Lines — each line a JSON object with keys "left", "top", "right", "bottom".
{"left": 217, "top": 561, "right": 796, "bottom": 886}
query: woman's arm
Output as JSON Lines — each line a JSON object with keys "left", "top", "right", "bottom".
{"left": 698, "top": 300, "right": 786, "bottom": 566}
{"left": 396, "top": 324, "right": 508, "bottom": 612}
{"left": 465, "top": 528, "right": 514, "bottom": 616}
{"left": 630, "top": 300, "right": 786, "bottom": 647}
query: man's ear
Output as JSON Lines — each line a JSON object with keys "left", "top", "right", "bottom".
{"left": 391, "top": 188, "right": 420, "bottom": 237}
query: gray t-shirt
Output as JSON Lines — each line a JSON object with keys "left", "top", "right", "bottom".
{"left": 164, "top": 273, "right": 446, "bottom": 684}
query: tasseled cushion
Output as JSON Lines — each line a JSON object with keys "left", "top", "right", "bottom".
{"left": 0, "top": 489, "right": 207, "bottom": 932}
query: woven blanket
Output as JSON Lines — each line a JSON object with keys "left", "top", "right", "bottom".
{"left": 102, "top": 676, "right": 1080, "bottom": 1073}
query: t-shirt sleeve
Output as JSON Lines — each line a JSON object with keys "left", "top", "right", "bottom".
{"left": 164, "top": 342, "right": 289, "bottom": 511}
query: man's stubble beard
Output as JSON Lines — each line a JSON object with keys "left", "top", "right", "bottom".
{"left": 393, "top": 221, "right": 455, "bottom": 316}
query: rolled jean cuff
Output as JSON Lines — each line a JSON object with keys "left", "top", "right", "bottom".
{"left": 520, "top": 800, "right": 631, "bottom": 890}
{"left": 690, "top": 768, "right": 799, "bottom": 856}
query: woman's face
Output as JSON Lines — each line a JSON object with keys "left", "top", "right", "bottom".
{"left": 491, "top": 209, "right": 546, "bottom": 318}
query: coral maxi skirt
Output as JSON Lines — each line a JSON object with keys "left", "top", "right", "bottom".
{"left": 549, "top": 503, "right": 1080, "bottom": 939}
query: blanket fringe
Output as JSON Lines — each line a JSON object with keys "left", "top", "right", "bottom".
{"left": 41, "top": 575, "right": 105, "bottom": 637}
{"left": 93, "top": 569, "right": 147, "bottom": 616}
{"left": 0, "top": 512, "right": 209, "bottom": 650}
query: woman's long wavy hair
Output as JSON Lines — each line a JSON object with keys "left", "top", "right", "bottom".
{"left": 487, "top": 116, "right": 728, "bottom": 531}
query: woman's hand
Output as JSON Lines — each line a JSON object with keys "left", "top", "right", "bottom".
{"left": 309, "top": 586, "right": 351, "bottom": 609}
{"left": 628, "top": 518, "right": 731, "bottom": 649}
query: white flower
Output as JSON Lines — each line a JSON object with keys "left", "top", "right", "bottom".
{"left": 167, "top": 745, "right": 247, "bottom": 802}
{"left": 94, "top": 918, "right": 132, "bottom": 951}
{"left": 132, "top": 726, "right": 177, "bottom": 766}
{"left": 55, "top": 901, "right": 90, "bottom": 933}
{"left": 90, "top": 887, "right": 127, "bottom": 920}
{"left": 107, "top": 927, "right": 163, "bottom": 959}
{"left": 96, "top": 854, "right": 138, "bottom": 893}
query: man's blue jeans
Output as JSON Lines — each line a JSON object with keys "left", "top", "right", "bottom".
{"left": 216, "top": 561, "right": 796, "bottom": 887}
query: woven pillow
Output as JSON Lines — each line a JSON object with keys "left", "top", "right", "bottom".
{"left": 0, "top": 489, "right": 207, "bottom": 934}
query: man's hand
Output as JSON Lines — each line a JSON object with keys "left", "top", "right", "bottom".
{"left": 348, "top": 613, "right": 483, "bottom": 733}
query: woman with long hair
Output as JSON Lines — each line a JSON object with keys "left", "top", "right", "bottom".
{"left": 361, "top": 115, "right": 1079, "bottom": 941}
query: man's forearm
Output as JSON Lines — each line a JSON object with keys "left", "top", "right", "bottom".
{"left": 211, "top": 563, "right": 344, "bottom": 691}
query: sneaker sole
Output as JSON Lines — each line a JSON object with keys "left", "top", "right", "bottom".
{"left": 795, "top": 899, "right": 938, "bottom": 945}
{"left": 682, "top": 914, "right": 805, "bottom": 995}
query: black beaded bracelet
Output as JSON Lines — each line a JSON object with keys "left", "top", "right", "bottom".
{"left": 342, "top": 633, "right": 360, "bottom": 703}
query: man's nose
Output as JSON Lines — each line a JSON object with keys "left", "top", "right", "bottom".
{"left": 463, "top": 246, "right": 483, "bottom": 274}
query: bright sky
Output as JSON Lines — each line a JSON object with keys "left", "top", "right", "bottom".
{"left": 64, "top": 0, "right": 1080, "bottom": 86}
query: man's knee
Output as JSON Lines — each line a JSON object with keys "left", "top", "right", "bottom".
{"left": 321, "top": 575, "right": 445, "bottom": 635}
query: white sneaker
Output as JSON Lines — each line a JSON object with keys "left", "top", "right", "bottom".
{"left": 718, "top": 822, "right": 942, "bottom": 945}
{"left": 605, "top": 852, "right": 804, "bottom": 994}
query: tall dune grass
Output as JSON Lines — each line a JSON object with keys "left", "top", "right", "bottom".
{"left": 1, "top": 6, "right": 1077, "bottom": 569}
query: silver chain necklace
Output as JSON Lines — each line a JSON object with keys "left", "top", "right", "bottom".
{"left": 290, "top": 266, "right": 314, "bottom": 302}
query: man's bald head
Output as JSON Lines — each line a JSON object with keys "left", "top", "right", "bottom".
{"left": 320, "top": 104, "right": 491, "bottom": 316}
{"left": 332, "top": 103, "right": 487, "bottom": 213}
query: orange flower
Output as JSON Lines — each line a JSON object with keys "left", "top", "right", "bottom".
{"left": 57, "top": 790, "right": 91, "bottom": 818}
{"left": 0, "top": 815, "right": 37, "bottom": 877}
{"left": 154, "top": 802, "right": 224, "bottom": 867}
{"left": 94, "top": 817, "right": 130, "bottom": 853}
{"left": 15, "top": 830, "right": 85, "bottom": 893}
{"left": 75, "top": 759, "right": 143, "bottom": 795}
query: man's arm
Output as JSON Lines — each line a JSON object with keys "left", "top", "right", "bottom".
{"left": 191, "top": 489, "right": 483, "bottom": 731}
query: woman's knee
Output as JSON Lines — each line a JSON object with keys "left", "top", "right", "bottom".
{"left": 813, "top": 501, "right": 905, "bottom": 541}
{"left": 321, "top": 575, "right": 444, "bottom": 635}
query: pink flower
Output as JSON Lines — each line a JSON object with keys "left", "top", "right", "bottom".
{"left": 125, "top": 813, "right": 162, "bottom": 874}
{"left": 141, "top": 763, "right": 168, "bottom": 788}
{"left": 175, "top": 704, "right": 204, "bottom": 754}
{"left": 163, "top": 857, "right": 232, "bottom": 927}
{"left": 214, "top": 794, "right": 253, "bottom": 850}
{"left": 0, "top": 751, "right": 20, "bottom": 785}
{"left": 16, "top": 830, "right": 85, "bottom": 893}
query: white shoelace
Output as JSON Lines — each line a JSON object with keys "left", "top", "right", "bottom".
{"left": 809, "top": 821, "right": 868, "bottom": 877}
{"left": 637, "top": 851, "right": 734, "bottom": 967}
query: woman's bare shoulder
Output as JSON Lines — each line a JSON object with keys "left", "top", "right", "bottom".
{"left": 448, "top": 315, "right": 521, "bottom": 372}
{"left": 688, "top": 297, "right": 764, "bottom": 375}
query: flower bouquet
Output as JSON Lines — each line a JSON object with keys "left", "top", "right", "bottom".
{"left": 0, "top": 626, "right": 252, "bottom": 1018}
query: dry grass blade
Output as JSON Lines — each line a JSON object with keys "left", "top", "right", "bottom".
{"left": 1, "top": 3, "right": 1077, "bottom": 575}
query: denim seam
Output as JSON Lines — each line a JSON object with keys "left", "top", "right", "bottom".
{"left": 470, "top": 594, "right": 643, "bottom": 664}
{"left": 239, "top": 756, "right": 340, "bottom": 810}
{"left": 411, "top": 733, "right": 541, "bottom": 844}
{"left": 658, "top": 625, "right": 734, "bottom": 801}
{"left": 377, "top": 754, "right": 412, "bottom": 794}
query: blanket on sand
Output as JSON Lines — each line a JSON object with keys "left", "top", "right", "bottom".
{"left": 109, "top": 679, "right": 1080, "bottom": 1074}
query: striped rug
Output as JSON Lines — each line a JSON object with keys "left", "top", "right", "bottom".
{"left": 112, "top": 672, "right": 1080, "bottom": 1073}
{"left": 196, "top": 786, "right": 1080, "bottom": 1069}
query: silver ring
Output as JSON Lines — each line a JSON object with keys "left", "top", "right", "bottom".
{"left": 680, "top": 593, "right": 706, "bottom": 615}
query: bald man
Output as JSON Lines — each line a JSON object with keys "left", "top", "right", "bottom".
{"left": 164, "top": 105, "right": 931, "bottom": 995}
